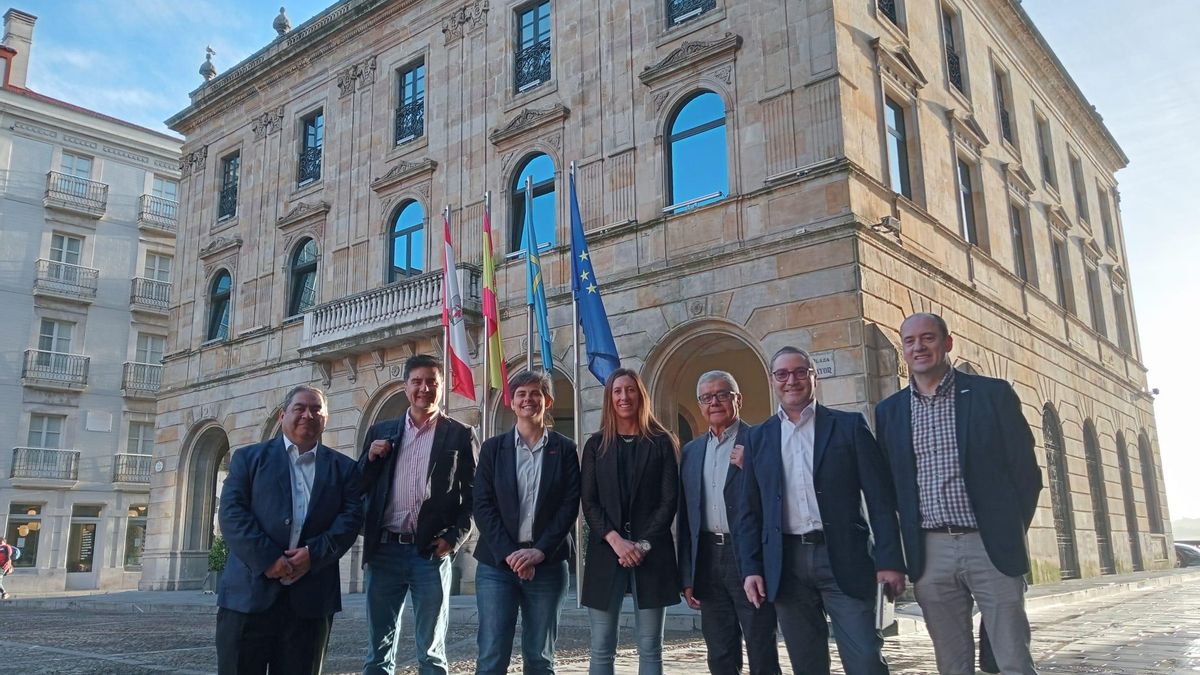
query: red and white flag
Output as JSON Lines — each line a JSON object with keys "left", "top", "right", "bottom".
{"left": 442, "top": 211, "right": 476, "bottom": 401}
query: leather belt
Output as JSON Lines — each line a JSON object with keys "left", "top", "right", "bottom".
{"left": 700, "top": 532, "right": 732, "bottom": 546}
{"left": 922, "top": 525, "right": 978, "bottom": 535}
{"left": 517, "top": 541, "right": 535, "bottom": 549}
{"left": 381, "top": 531, "right": 417, "bottom": 544}
{"left": 783, "top": 530, "right": 825, "bottom": 545}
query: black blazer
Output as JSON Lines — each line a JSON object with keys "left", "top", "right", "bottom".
{"left": 580, "top": 431, "right": 681, "bottom": 611}
{"left": 218, "top": 437, "right": 363, "bottom": 618}
{"left": 677, "top": 420, "right": 751, "bottom": 590}
{"left": 358, "top": 413, "right": 477, "bottom": 563}
{"left": 737, "top": 406, "right": 905, "bottom": 602}
{"left": 874, "top": 370, "right": 1042, "bottom": 581}
{"left": 472, "top": 428, "right": 580, "bottom": 569}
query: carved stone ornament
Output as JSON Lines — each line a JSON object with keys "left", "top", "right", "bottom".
{"left": 370, "top": 158, "right": 438, "bottom": 193}
{"left": 652, "top": 89, "right": 674, "bottom": 113}
{"left": 337, "top": 55, "right": 378, "bottom": 98}
{"left": 638, "top": 33, "right": 742, "bottom": 86}
{"left": 441, "top": 0, "right": 489, "bottom": 44}
{"left": 489, "top": 104, "right": 570, "bottom": 146}
{"left": 1004, "top": 163, "right": 1036, "bottom": 200}
{"left": 251, "top": 106, "right": 285, "bottom": 141}
{"left": 179, "top": 145, "right": 208, "bottom": 178}
{"left": 947, "top": 109, "right": 990, "bottom": 157}
{"left": 277, "top": 201, "right": 330, "bottom": 229}
{"left": 710, "top": 64, "right": 733, "bottom": 85}
{"left": 872, "top": 39, "right": 927, "bottom": 97}
{"left": 199, "top": 234, "right": 244, "bottom": 259}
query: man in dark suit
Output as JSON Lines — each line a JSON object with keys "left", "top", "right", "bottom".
{"left": 678, "top": 370, "right": 780, "bottom": 675}
{"left": 472, "top": 369, "right": 580, "bottom": 675}
{"left": 738, "top": 347, "right": 905, "bottom": 675}
{"left": 360, "top": 353, "right": 477, "bottom": 675}
{"left": 215, "top": 385, "right": 364, "bottom": 675}
{"left": 874, "top": 313, "right": 1042, "bottom": 674}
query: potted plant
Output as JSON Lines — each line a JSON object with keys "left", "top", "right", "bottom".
{"left": 207, "top": 535, "right": 228, "bottom": 592}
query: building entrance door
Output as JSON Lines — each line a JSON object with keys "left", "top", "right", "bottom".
{"left": 66, "top": 505, "right": 102, "bottom": 589}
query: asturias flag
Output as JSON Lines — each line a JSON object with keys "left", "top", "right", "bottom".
{"left": 482, "top": 201, "right": 511, "bottom": 405}
{"left": 568, "top": 171, "right": 620, "bottom": 384}
{"left": 441, "top": 211, "right": 476, "bottom": 401}
{"left": 523, "top": 185, "right": 554, "bottom": 372}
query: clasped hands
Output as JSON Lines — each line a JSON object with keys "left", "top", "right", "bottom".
{"left": 504, "top": 547, "right": 546, "bottom": 580}
{"left": 605, "top": 532, "right": 646, "bottom": 568}
{"left": 265, "top": 546, "right": 311, "bottom": 584}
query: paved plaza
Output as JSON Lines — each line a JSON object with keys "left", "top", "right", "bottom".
{"left": 0, "top": 570, "right": 1197, "bottom": 673}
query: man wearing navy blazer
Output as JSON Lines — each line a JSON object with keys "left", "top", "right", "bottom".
{"left": 739, "top": 347, "right": 905, "bottom": 675}
{"left": 359, "top": 353, "right": 477, "bottom": 675}
{"left": 874, "top": 313, "right": 1041, "bottom": 674}
{"left": 472, "top": 369, "right": 580, "bottom": 675}
{"left": 678, "top": 370, "right": 780, "bottom": 675}
{"left": 215, "top": 385, "right": 364, "bottom": 675}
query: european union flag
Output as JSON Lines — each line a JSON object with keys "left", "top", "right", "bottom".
{"left": 569, "top": 171, "right": 620, "bottom": 384}
{"left": 523, "top": 184, "right": 554, "bottom": 371}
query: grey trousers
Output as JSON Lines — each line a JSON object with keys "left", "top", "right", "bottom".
{"left": 914, "top": 532, "right": 1037, "bottom": 675}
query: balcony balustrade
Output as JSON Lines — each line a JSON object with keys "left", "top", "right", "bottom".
{"left": 33, "top": 258, "right": 99, "bottom": 303}
{"left": 11, "top": 447, "right": 80, "bottom": 481}
{"left": 137, "top": 194, "right": 178, "bottom": 234}
{"left": 44, "top": 171, "right": 108, "bottom": 217}
{"left": 113, "top": 453, "right": 153, "bottom": 483}
{"left": 22, "top": 349, "right": 89, "bottom": 390}
{"left": 130, "top": 277, "right": 171, "bottom": 314}
{"left": 122, "top": 362, "right": 163, "bottom": 397}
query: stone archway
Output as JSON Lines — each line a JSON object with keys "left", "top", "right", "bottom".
{"left": 175, "top": 424, "right": 230, "bottom": 588}
{"left": 356, "top": 384, "right": 411, "bottom": 454}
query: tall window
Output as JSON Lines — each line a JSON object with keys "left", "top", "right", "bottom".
{"left": 1035, "top": 114, "right": 1057, "bottom": 189}
{"left": 144, "top": 252, "right": 173, "bottom": 283}
{"left": 1008, "top": 203, "right": 1031, "bottom": 282}
{"left": 136, "top": 333, "right": 165, "bottom": 364}
{"left": 125, "top": 505, "right": 148, "bottom": 569}
{"left": 1115, "top": 434, "right": 1144, "bottom": 572}
{"left": 510, "top": 153, "right": 556, "bottom": 253}
{"left": 218, "top": 152, "right": 240, "bottom": 220}
{"left": 1111, "top": 287, "right": 1131, "bottom": 352}
{"left": 1085, "top": 262, "right": 1106, "bottom": 337}
{"left": 514, "top": 1, "right": 552, "bottom": 93}
{"left": 667, "top": 0, "right": 716, "bottom": 26}
{"left": 1051, "top": 237, "right": 1074, "bottom": 313}
{"left": 942, "top": 7, "right": 964, "bottom": 93}
{"left": 60, "top": 152, "right": 93, "bottom": 179}
{"left": 1138, "top": 433, "right": 1164, "bottom": 535}
{"left": 288, "top": 239, "right": 319, "bottom": 316}
{"left": 28, "top": 413, "right": 65, "bottom": 448}
{"left": 877, "top": 0, "right": 899, "bottom": 25}
{"left": 1043, "top": 404, "right": 1078, "bottom": 579}
{"left": 396, "top": 61, "right": 426, "bottom": 145}
{"left": 152, "top": 176, "right": 178, "bottom": 202}
{"left": 994, "top": 69, "right": 1015, "bottom": 145}
{"left": 208, "top": 271, "right": 232, "bottom": 341}
{"left": 1097, "top": 185, "right": 1116, "bottom": 250}
{"left": 1083, "top": 421, "right": 1115, "bottom": 575}
{"left": 127, "top": 421, "right": 155, "bottom": 455}
{"left": 955, "top": 157, "right": 979, "bottom": 245}
{"left": 38, "top": 318, "right": 74, "bottom": 355}
{"left": 6, "top": 504, "right": 42, "bottom": 568}
{"left": 50, "top": 233, "right": 83, "bottom": 266}
{"left": 884, "top": 98, "right": 912, "bottom": 199}
{"left": 667, "top": 91, "right": 728, "bottom": 211}
{"left": 390, "top": 201, "right": 426, "bottom": 281}
{"left": 298, "top": 111, "right": 324, "bottom": 186}
{"left": 1069, "top": 152, "right": 1089, "bottom": 223}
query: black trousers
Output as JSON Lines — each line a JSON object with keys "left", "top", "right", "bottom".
{"left": 694, "top": 538, "right": 782, "bottom": 675}
{"left": 215, "top": 588, "right": 333, "bottom": 675}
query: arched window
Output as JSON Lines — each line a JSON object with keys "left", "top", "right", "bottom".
{"left": 390, "top": 201, "right": 426, "bottom": 282}
{"left": 1042, "top": 404, "right": 1078, "bottom": 579}
{"left": 510, "top": 153, "right": 556, "bottom": 254}
{"left": 288, "top": 238, "right": 318, "bottom": 316}
{"left": 207, "top": 270, "right": 232, "bottom": 341}
{"left": 1115, "top": 432, "right": 1143, "bottom": 571}
{"left": 1083, "top": 420, "right": 1115, "bottom": 575}
{"left": 1138, "top": 432, "right": 1164, "bottom": 534}
{"left": 666, "top": 91, "right": 728, "bottom": 211}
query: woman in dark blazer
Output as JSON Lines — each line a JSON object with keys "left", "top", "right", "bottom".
{"left": 581, "top": 368, "right": 680, "bottom": 675}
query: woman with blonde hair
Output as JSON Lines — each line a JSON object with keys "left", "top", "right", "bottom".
{"left": 580, "top": 368, "right": 680, "bottom": 674}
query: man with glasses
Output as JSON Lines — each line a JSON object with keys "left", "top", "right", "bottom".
{"left": 738, "top": 347, "right": 905, "bottom": 675}
{"left": 677, "top": 371, "right": 780, "bottom": 675}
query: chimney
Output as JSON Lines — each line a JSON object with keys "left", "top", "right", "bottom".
{"left": 3, "top": 9, "right": 36, "bottom": 89}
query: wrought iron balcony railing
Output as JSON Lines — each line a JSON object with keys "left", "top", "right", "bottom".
{"left": 22, "top": 349, "right": 90, "bottom": 389}
{"left": 395, "top": 99, "right": 425, "bottom": 145}
{"left": 34, "top": 259, "right": 99, "bottom": 301}
{"left": 298, "top": 146, "right": 322, "bottom": 185}
{"left": 113, "top": 453, "right": 153, "bottom": 483}
{"left": 878, "top": 0, "right": 899, "bottom": 25}
{"left": 122, "top": 362, "right": 163, "bottom": 395}
{"left": 130, "top": 277, "right": 171, "bottom": 312}
{"left": 44, "top": 171, "right": 108, "bottom": 216}
{"left": 946, "top": 47, "right": 964, "bottom": 93}
{"left": 668, "top": 0, "right": 716, "bottom": 25}
{"left": 11, "top": 447, "right": 80, "bottom": 481}
{"left": 138, "top": 194, "right": 178, "bottom": 233}
{"left": 515, "top": 38, "right": 552, "bottom": 93}
{"left": 218, "top": 183, "right": 239, "bottom": 220}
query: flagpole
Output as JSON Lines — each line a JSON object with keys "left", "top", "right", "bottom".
{"left": 481, "top": 191, "right": 491, "bottom": 440}
{"left": 443, "top": 205, "right": 452, "bottom": 415}
{"left": 524, "top": 176, "right": 535, "bottom": 373}
{"left": 569, "top": 162, "right": 584, "bottom": 607}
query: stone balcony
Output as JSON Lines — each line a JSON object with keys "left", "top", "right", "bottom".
{"left": 137, "top": 194, "right": 178, "bottom": 235}
{"left": 21, "top": 349, "right": 89, "bottom": 391}
{"left": 122, "top": 362, "right": 163, "bottom": 398}
{"left": 33, "top": 259, "right": 99, "bottom": 303}
{"left": 129, "top": 277, "right": 171, "bottom": 316}
{"left": 113, "top": 453, "right": 153, "bottom": 488}
{"left": 44, "top": 171, "right": 108, "bottom": 218}
{"left": 299, "top": 267, "right": 481, "bottom": 364}
{"left": 10, "top": 447, "right": 80, "bottom": 488}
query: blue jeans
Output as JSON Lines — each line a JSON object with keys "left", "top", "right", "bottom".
{"left": 587, "top": 568, "right": 666, "bottom": 675}
{"left": 475, "top": 559, "right": 569, "bottom": 675}
{"left": 362, "top": 542, "right": 452, "bottom": 675}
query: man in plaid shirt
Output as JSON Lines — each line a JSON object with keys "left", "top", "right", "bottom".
{"left": 875, "top": 313, "right": 1042, "bottom": 674}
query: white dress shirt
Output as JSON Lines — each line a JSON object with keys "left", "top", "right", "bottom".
{"left": 282, "top": 433, "right": 317, "bottom": 585}
{"left": 702, "top": 425, "right": 738, "bottom": 534}
{"left": 514, "top": 427, "right": 547, "bottom": 543}
{"left": 778, "top": 402, "right": 823, "bottom": 534}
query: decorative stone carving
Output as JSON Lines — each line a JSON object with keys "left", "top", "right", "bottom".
{"left": 251, "top": 106, "right": 285, "bottom": 140}
{"left": 947, "top": 109, "right": 989, "bottom": 157}
{"left": 199, "top": 235, "right": 244, "bottom": 259}
{"left": 1004, "top": 163, "right": 1035, "bottom": 200}
{"left": 415, "top": 180, "right": 432, "bottom": 203}
{"left": 277, "top": 201, "right": 330, "bottom": 229}
{"left": 710, "top": 64, "right": 733, "bottom": 85}
{"left": 652, "top": 89, "right": 673, "bottom": 113}
{"left": 337, "top": 55, "right": 378, "bottom": 98}
{"left": 638, "top": 33, "right": 742, "bottom": 86}
{"left": 370, "top": 158, "right": 438, "bottom": 193}
{"left": 273, "top": 7, "right": 292, "bottom": 36}
{"left": 442, "top": 0, "right": 489, "bottom": 44}
{"left": 489, "top": 104, "right": 570, "bottom": 145}
{"left": 872, "top": 39, "right": 927, "bottom": 96}
{"left": 179, "top": 145, "right": 208, "bottom": 178}
{"left": 200, "top": 46, "right": 217, "bottom": 82}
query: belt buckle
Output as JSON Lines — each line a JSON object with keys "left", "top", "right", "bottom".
{"left": 714, "top": 532, "right": 729, "bottom": 546}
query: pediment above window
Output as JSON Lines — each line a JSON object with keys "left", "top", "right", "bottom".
{"left": 1048, "top": 205, "right": 1072, "bottom": 234}
{"left": 199, "top": 234, "right": 243, "bottom": 259}
{"left": 1077, "top": 236, "right": 1103, "bottom": 262}
{"left": 277, "top": 201, "right": 329, "bottom": 230}
{"left": 639, "top": 32, "right": 742, "bottom": 86}
{"left": 947, "top": 109, "right": 989, "bottom": 157}
{"left": 873, "top": 39, "right": 927, "bottom": 96}
{"left": 371, "top": 158, "right": 438, "bottom": 193}
{"left": 489, "top": 104, "right": 570, "bottom": 146}
{"left": 1004, "top": 163, "right": 1035, "bottom": 200}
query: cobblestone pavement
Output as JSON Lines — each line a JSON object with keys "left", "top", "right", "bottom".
{"left": 0, "top": 578, "right": 1197, "bottom": 674}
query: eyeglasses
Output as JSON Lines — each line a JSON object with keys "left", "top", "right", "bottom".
{"left": 697, "top": 390, "right": 737, "bottom": 405}
{"left": 771, "top": 367, "right": 813, "bottom": 383}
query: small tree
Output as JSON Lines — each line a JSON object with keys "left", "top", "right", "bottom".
{"left": 208, "top": 536, "right": 228, "bottom": 572}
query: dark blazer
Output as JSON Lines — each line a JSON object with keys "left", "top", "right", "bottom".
{"left": 217, "top": 437, "right": 363, "bottom": 618}
{"left": 358, "top": 413, "right": 477, "bottom": 563}
{"left": 580, "top": 431, "right": 681, "bottom": 610}
{"left": 874, "top": 370, "right": 1042, "bottom": 581}
{"left": 677, "top": 419, "right": 751, "bottom": 590}
{"left": 737, "top": 405, "right": 905, "bottom": 602}
{"left": 473, "top": 428, "right": 580, "bottom": 569}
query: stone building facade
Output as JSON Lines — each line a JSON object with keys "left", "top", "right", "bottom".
{"left": 143, "top": 0, "right": 1171, "bottom": 591}
{"left": 0, "top": 9, "right": 181, "bottom": 591}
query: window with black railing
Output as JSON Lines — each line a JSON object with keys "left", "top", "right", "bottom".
{"left": 942, "top": 8, "right": 964, "bottom": 93}
{"left": 298, "top": 111, "right": 323, "bottom": 185}
{"left": 396, "top": 62, "right": 426, "bottom": 145}
{"left": 218, "top": 153, "right": 240, "bottom": 220}
{"left": 878, "top": 0, "right": 899, "bottom": 26}
{"left": 515, "top": 1, "right": 552, "bottom": 93}
{"left": 667, "top": 0, "right": 716, "bottom": 25}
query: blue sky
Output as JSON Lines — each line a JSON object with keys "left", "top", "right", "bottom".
{"left": 14, "top": 1, "right": 1200, "bottom": 519}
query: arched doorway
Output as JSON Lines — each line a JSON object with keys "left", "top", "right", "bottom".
{"left": 173, "top": 424, "right": 230, "bottom": 588}
{"left": 1115, "top": 432, "right": 1143, "bottom": 571}
{"left": 1042, "top": 405, "right": 1079, "bottom": 580}
{"left": 356, "top": 386, "right": 411, "bottom": 453}
{"left": 1137, "top": 432, "right": 1164, "bottom": 535}
{"left": 1083, "top": 420, "right": 1115, "bottom": 575}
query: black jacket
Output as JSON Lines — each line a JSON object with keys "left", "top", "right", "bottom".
{"left": 358, "top": 413, "right": 476, "bottom": 563}
{"left": 473, "top": 428, "right": 580, "bottom": 569}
